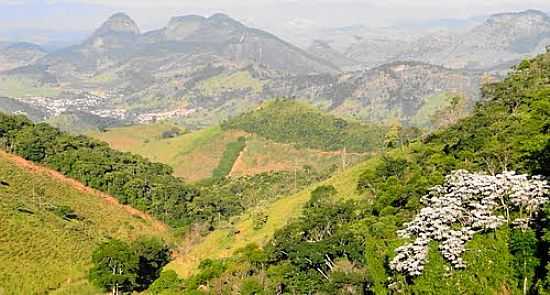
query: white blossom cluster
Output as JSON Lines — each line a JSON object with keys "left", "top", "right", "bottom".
{"left": 390, "top": 170, "right": 549, "bottom": 276}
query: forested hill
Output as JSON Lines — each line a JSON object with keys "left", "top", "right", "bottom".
{"left": 156, "top": 52, "right": 550, "bottom": 293}
{"left": 0, "top": 114, "right": 196, "bottom": 227}
{"left": 222, "top": 99, "right": 418, "bottom": 153}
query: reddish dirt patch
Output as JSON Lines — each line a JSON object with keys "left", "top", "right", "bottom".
{"left": 0, "top": 150, "right": 168, "bottom": 232}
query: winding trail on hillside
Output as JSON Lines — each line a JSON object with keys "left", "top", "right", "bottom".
{"left": 0, "top": 150, "right": 168, "bottom": 232}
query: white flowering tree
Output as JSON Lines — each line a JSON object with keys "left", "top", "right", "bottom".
{"left": 390, "top": 170, "right": 549, "bottom": 276}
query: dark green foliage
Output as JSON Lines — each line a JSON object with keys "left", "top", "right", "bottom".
{"left": 89, "top": 238, "right": 171, "bottom": 294}
{"left": 132, "top": 237, "right": 172, "bottom": 290}
{"left": 185, "top": 259, "right": 228, "bottom": 290}
{"left": 191, "top": 169, "right": 330, "bottom": 228}
{"left": 160, "top": 127, "right": 183, "bottom": 139}
{"left": 89, "top": 239, "right": 140, "bottom": 294}
{"left": 307, "top": 185, "right": 337, "bottom": 208}
{"left": 212, "top": 136, "right": 246, "bottom": 178}
{"left": 509, "top": 229, "right": 540, "bottom": 292}
{"left": 0, "top": 113, "right": 196, "bottom": 227}
{"left": 222, "top": 99, "right": 388, "bottom": 152}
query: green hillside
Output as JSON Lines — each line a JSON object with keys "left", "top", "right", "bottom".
{"left": 89, "top": 120, "right": 368, "bottom": 182}
{"left": 222, "top": 99, "right": 396, "bottom": 153}
{"left": 89, "top": 125, "right": 248, "bottom": 181}
{"left": 156, "top": 52, "right": 550, "bottom": 294}
{"left": 0, "top": 150, "right": 171, "bottom": 295}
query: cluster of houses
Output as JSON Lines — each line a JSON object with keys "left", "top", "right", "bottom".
{"left": 390, "top": 170, "right": 550, "bottom": 276}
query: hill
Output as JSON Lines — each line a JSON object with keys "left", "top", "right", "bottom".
{"left": 223, "top": 99, "right": 400, "bottom": 153}
{"left": 275, "top": 62, "right": 481, "bottom": 126}
{"left": 88, "top": 118, "right": 369, "bottom": 182}
{"left": 0, "top": 150, "right": 171, "bottom": 294}
{"left": 154, "top": 51, "right": 550, "bottom": 294}
{"left": 0, "top": 42, "right": 46, "bottom": 72}
{"left": 89, "top": 124, "right": 248, "bottom": 181}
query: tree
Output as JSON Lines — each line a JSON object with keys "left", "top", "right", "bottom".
{"left": 132, "top": 237, "right": 172, "bottom": 290}
{"left": 89, "top": 240, "right": 139, "bottom": 295}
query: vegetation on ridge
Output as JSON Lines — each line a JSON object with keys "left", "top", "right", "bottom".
{"left": 222, "top": 99, "right": 415, "bottom": 153}
{"left": 155, "top": 51, "right": 550, "bottom": 294}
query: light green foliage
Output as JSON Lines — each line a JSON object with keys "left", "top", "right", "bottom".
{"left": 410, "top": 92, "right": 453, "bottom": 127}
{"left": 148, "top": 270, "right": 184, "bottom": 294}
{"left": 212, "top": 136, "right": 246, "bottom": 178}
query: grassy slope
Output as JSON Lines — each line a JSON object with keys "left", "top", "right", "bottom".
{"left": 167, "top": 157, "right": 376, "bottom": 277}
{"left": 90, "top": 123, "right": 361, "bottom": 182}
{"left": 230, "top": 136, "right": 367, "bottom": 177}
{"left": 197, "top": 71, "right": 265, "bottom": 96}
{"left": 0, "top": 151, "right": 172, "bottom": 295}
{"left": 89, "top": 124, "right": 247, "bottom": 181}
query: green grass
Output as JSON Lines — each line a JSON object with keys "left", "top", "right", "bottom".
{"left": 231, "top": 135, "right": 367, "bottom": 177}
{"left": 89, "top": 125, "right": 247, "bottom": 181}
{"left": 0, "top": 151, "right": 172, "bottom": 294}
{"left": 197, "top": 71, "right": 265, "bottom": 96}
{"left": 167, "top": 156, "right": 376, "bottom": 277}
{"left": 0, "top": 76, "right": 61, "bottom": 97}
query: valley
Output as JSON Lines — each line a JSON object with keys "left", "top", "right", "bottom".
{"left": 0, "top": 4, "right": 549, "bottom": 295}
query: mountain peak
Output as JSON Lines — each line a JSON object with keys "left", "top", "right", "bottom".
{"left": 207, "top": 13, "right": 244, "bottom": 28}
{"left": 168, "top": 15, "right": 206, "bottom": 25}
{"left": 164, "top": 15, "right": 207, "bottom": 41}
{"left": 487, "top": 9, "right": 550, "bottom": 24}
{"left": 95, "top": 12, "right": 140, "bottom": 36}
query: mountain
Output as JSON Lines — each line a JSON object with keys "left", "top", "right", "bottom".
{"left": 8, "top": 11, "right": 547, "bottom": 133}
{"left": 307, "top": 40, "right": 358, "bottom": 69}
{"left": 406, "top": 9, "right": 550, "bottom": 70}
{"left": 265, "top": 62, "right": 481, "bottom": 126}
{"left": 345, "top": 10, "right": 550, "bottom": 70}
{"left": 162, "top": 48, "right": 550, "bottom": 295}
{"left": 0, "top": 42, "right": 47, "bottom": 72}
{"left": 36, "top": 12, "right": 338, "bottom": 78}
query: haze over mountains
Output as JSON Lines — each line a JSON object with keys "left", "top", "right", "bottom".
{"left": 2, "top": 2, "right": 550, "bottom": 294}
{"left": 0, "top": 9, "right": 548, "bottom": 131}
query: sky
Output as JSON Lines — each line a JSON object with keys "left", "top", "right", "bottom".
{"left": 1, "top": 0, "right": 550, "bottom": 45}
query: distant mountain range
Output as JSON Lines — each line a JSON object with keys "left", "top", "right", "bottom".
{"left": 0, "top": 42, "right": 47, "bottom": 72}
{"left": 319, "top": 9, "right": 550, "bottom": 70}
{"left": 0, "top": 10, "right": 548, "bottom": 132}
